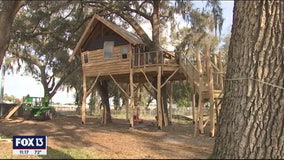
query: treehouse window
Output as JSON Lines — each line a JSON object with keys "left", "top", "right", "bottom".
{"left": 104, "top": 41, "right": 114, "bottom": 59}
{"left": 121, "top": 47, "right": 128, "bottom": 59}
{"left": 83, "top": 53, "right": 88, "bottom": 64}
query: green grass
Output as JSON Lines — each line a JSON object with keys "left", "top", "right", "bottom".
{"left": 0, "top": 146, "right": 103, "bottom": 159}
{"left": 0, "top": 133, "right": 9, "bottom": 139}
{"left": 40, "top": 147, "right": 101, "bottom": 159}
{"left": 112, "top": 113, "right": 127, "bottom": 119}
{"left": 207, "top": 153, "right": 216, "bottom": 159}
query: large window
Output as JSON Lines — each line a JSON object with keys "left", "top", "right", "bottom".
{"left": 121, "top": 47, "right": 128, "bottom": 59}
{"left": 104, "top": 41, "right": 114, "bottom": 59}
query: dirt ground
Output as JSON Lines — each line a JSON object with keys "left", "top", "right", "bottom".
{"left": 0, "top": 115, "right": 214, "bottom": 159}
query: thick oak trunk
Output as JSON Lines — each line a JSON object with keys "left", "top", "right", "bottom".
{"left": 213, "top": 1, "right": 284, "bottom": 159}
{"left": 152, "top": 75, "right": 170, "bottom": 128}
{"left": 97, "top": 80, "right": 112, "bottom": 124}
{"left": 161, "top": 77, "right": 169, "bottom": 126}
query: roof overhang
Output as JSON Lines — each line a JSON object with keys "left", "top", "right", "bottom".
{"left": 69, "top": 14, "right": 144, "bottom": 62}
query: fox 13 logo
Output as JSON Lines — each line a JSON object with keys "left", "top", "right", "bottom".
{"left": 13, "top": 136, "right": 47, "bottom": 155}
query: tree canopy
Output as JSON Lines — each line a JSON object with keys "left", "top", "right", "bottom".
{"left": 7, "top": 1, "right": 90, "bottom": 99}
{"left": 3, "top": 0, "right": 225, "bottom": 127}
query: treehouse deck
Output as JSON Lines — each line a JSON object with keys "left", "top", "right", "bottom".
{"left": 82, "top": 49, "right": 223, "bottom": 100}
{"left": 86, "top": 64, "right": 185, "bottom": 82}
{"left": 90, "top": 65, "right": 185, "bottom": 83}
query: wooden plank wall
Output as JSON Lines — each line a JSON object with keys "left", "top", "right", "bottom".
{"left": 82, "top": 44, "right": 131, "bottom": 77}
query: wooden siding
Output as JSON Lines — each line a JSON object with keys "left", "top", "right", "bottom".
{"left": 82, "top": 44, "right": 131, "bottom": 77}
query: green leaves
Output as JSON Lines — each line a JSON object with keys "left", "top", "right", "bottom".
{"left": 172, "top": 81, "right": 192, "bottom": 108}
{"left": 8, "top": 1, "right": 89, "bottom": 99}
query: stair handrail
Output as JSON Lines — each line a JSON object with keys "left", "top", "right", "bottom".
{"left": 179, "top": 53, "right": 202, "bottom": 84}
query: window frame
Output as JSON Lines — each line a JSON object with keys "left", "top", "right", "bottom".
{"left": 121, "top": 46, "right": 128, "bottom": 59}
{"left": 103, "top": 41, "right": 114, "bottom": 59}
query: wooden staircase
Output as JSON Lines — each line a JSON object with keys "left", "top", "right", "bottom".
{"left": 179, "top": 53, "right": 223, "bottom": 100}
{"left": 179, "top": 50, "right": 225, "bottom": 137}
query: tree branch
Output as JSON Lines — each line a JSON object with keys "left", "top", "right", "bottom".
{"left": 123, "top": 6, "right": 151, "bottom": 20}
{"left": 111, "top": 8, "right": 152, "bottom": 46}
{"left": 49, "top": 67, "right": 81, "bottom": 98}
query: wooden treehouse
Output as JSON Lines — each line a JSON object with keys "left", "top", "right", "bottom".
{"left": 69, "top": 14, "right": 225, "bottom": 136}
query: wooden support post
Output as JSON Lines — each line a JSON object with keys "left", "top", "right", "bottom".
{"left": 213, "top": 54, "right": 218, "bottom": 88}
{"left": 192, "top": 92, "right": 199, "bottom": 137}
{"left": 198, "top": 99, "right": 204, "bottom": 134}
{"left": 205, "top": 46, "right": 215, "bottom": 137}
{"left": 169, "top": 82, "right": 173, "bottom": 124}
{"left": 143, "top": 83, "right": 156, "bottom": 98}
{"left": 162, "top": 91, "right": 168, "bottom": 127}
{"left": 218, "top": 53, "right": 224, "bottom": 90}
{"left": 215, "top": 99, "right": 220, "bottom": 123}
{"left": 129, "top": 69, "right": 134, "bottom": 127}
{"left": 192, "top": 92, "right": 196, "bottom": 124}
{"left": 196, "top": 51, "right": 205, "bottom": 134}
{"left": 157, "top": 66, "right": 163, "bottom": 129}
{"left": 213, "top": 54, "right": 218, "bottom": 66}
{"left": 126, "top": 84, "right": 129, "bottom": 120}
{"left": 109, "top": 74, "right": 129, "bottom": 99}
{"left": 82, "top": 72, "right": 87, "bottom": 124}
{"left": 86, "top": 74, "right": 100, "bottom": 97}
{"left": 161, "top": 68, "right": 179, "bottom": 88}
{"left": 140, "top": 69, "right": 157, "bottom": 92}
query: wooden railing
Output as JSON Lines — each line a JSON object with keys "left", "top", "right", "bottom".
{"left": 132, "top": 51, "right": 178, "bottom": 67}
{"left": 179, "top": 53, "right": 200, "bottom": 84}
{"left": 179, "top": 52, "right": 225, "bottom": 91}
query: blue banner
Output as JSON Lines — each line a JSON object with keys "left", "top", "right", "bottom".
{"left": 13, "top": 136, "right": 47, "bottom": 150}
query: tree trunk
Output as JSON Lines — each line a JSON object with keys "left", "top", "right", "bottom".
{"left": 0, "top": 1, "right": 25, "bottom": 67}
{"left": 152, "top": 75, "right": 170, "bottom": 128}
{"left": 156, "top": 66, "right": 163, "bottom": 129}
{"left": 152, "top": 0, "right": 161, "bottom": 63}
{"left": 97, "top": 80, "right": 112, "bottom": 124}
{"left": 151, "top": 0, "right": 170, "bottom": 128}
{"left": 213, "top": 1, "right": 284, "bottom": 159}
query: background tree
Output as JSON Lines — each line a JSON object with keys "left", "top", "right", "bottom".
{"left": 2, "top": 0, "right": 224, "bottom": 126}
{"left": 213, "top": 1, "right": 284, "bottom": 158}
{"left": 3, "top": 93, "right": 21, "bottom": 103}
{"left": 218, "top": 33, "right": 230, "bottom": 73}
{"left": 172, "top": 81, "right": 192, "bottom": 108}
{"left": 0, "top": 1, "right": 25, "bottom": 67}
{"left": 175, "top": 8, "right": 219, "bottom": 54}
{"left": 8, "top": 1, "right": 89, "bottom": 100}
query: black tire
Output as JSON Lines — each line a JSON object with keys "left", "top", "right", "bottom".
{"left": 23, "top": 110, "right": 33, "bottom": 120}
{"left": 50, "top": 107, "right": 56, "bottom": 119}
{"left": 39, "top": 114, "right": 45, "bottom": 121}
{"left": 47, "top": 110, "right": 53, "bottom": 120}
{"left": 45, "top": 108, "right": 56, "bottom": 120}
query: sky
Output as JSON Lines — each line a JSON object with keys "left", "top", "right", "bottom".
{"left": 2, "top": 1, "right": 234, "bottom": 104}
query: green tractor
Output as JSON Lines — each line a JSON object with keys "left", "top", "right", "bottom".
{"left": 22, "top": 96, "right": 56, "bottom": 120}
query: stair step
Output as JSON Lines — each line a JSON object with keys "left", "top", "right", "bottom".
{"left": 202, "top": 90, "right": 223, "bottom": 99}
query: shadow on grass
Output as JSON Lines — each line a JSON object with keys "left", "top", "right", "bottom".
{"left": 40, "top": 146, "right": 96, "bottom": 159}
{"left": 40, "top": 147, "right": 74, "bottom": 159}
